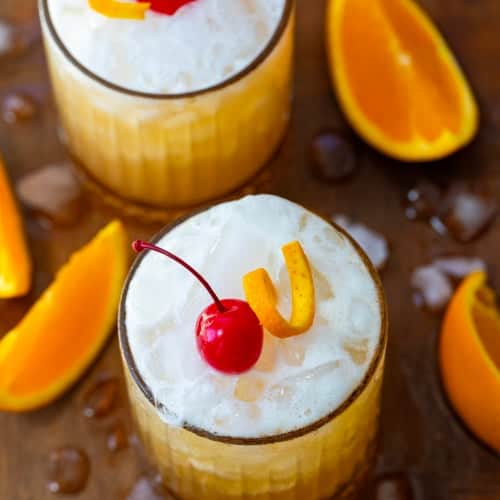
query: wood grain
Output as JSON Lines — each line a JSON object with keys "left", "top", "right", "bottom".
{"left": 1, "top": 0, "right": 500, "bottom": 498}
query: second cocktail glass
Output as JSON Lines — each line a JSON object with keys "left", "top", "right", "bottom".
{"left": 39, "top": 0, "right": 294, "bottom": 211}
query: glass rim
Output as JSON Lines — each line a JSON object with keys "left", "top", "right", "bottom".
{"left": 39, "top": 0, "right": 294, "bottom": 100}
{"left": 118, "top": 204, "right": 389, "bottom": 446}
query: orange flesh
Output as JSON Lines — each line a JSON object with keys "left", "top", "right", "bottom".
{"left": 0, "top": 157, "right": 32, "bottom": 298}
{"left": 3, "top": 242, "right": 115, "bottom": 395}
{"left": 440, "top": 272, "right": 500, "bottom": 451}
{"left": 340, "top": 0, "right": 463, "bottom": 142}
{"left": 473, "top": 288, "right": 500, "bottom": 372}
{"left": 0, "top": 220, "right": 128, "bottom": 410}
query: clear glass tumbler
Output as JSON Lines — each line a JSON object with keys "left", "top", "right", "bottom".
{"left": 118, "top": 217, "right": 388, "bottom": 500}
{"left": 39, "top": 0, "right": 294, "bottom": 210}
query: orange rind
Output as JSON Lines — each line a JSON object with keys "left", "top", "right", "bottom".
{"left": 439, "top": 271, "right": 500, "bottom": 451}
{"left": 88, "top": 0, "right": 150, "bottom": 20}
{"left": 326, "top": 0, "right": 478, "bottom": 161}
{"left": 0, "top": 220, "right": 129, "bottom": 412}
{"left": 243, "top": 241, "right": 315, "bottom": 339}
{"left": 0, "top": 156, "right": 32, "bottom": 298}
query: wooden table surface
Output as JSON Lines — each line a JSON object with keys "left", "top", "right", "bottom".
{"left": 1, "top": 0, "right": 500, "bottom": 498}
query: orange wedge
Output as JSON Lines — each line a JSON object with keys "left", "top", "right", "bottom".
{"left": 439, "top": 271, "right": 500, "bottom": 451}
{"left": 326, "top": 0, "right": 478, "bottom": 161}
{"left": 243, "top": 241, "right": 315, "bottom": 339}
{"left": 0, "top": 220, "right": 128, "bottom": 412}
{"left": 0, "top": 156, "right": 32, "bottom": 298}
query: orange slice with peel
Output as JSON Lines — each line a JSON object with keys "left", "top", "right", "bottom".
{"left": 88, "top": 0, "right": 150, "bottom": 20}
{"left": 326, "top": 0, "right": 478, "bottom": 161}
{"left": 0, "top": 220, "right": 128, "bottom": 412}
{"left": 0, "top": 156, "right": 32, "bottom": 298}
{"left": 439, "top": 271, "right": 500, "bottom": 451}
{"left": 243, "top": 241, "right": 315, "bottom": 339}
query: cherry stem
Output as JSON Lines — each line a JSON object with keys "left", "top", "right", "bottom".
{"left": 132, "top": 240, "right": 227, "bottom": 313}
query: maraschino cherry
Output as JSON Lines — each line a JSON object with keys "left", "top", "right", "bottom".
{"left": 137, "top": 0, "right": 196, "bottom": 16}
{"left": 132, "top": 240, "right": 263, "bottom": 375}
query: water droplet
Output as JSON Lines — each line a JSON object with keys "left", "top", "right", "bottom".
{"left": 404, "top": 181, "right": 441, "bottom": 221}
{"left": 83, "top": 375, "right": 118, "bottom": 419}
{"left": 16, "top": 163, "right": 85, "bottom": 226}
{"left": 107, "top": 420, "right": 129, "bottom": 453}
{"left": 310, "top": 131, "right": 357, "bottom": 183}
{"left": 2, "top": 92, "right": 37, "bottom": 123}
{"left": 436, "top": 185, "right": 498, "bottom": 243}
{"left": 47, "top": 447, "right": 90, "bottom": 494}
{"left": 372, "top": 473, "right": 414, "bottom": 500}
{"left": 234, "top": 375, "right": 265, "bottom": 403}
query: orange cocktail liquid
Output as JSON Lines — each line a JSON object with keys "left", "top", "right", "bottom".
{"left": 39, "top": 3, "right": 294, "bottom": 208}
{"left": 122, "top": 346, "right": 385, "bottom": 500}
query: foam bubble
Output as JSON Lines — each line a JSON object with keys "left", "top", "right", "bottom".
{"left": 125, "top": 195, "right": 382, "bottom": 437}
{"left": 46, "top": 0, "right": 286, "bottom": 93}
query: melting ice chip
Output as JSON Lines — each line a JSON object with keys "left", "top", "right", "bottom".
{"left": 411, "top": 257, "right": 486, "bottom": 312}
{"left": 433, "top": 256, "right": 486, "bottom": 279}
{"left": 16, "top": 163, "right": 84, "bottom": 226}
{"left": 0, "top": 20, "right": 14, "bottom": 57}
{"left": 436, "top": 186, "right": 498, "bottom": 243}
{"left": 411, "top": 265, "right": 453, "bottom": 313}
{"left": 333, "top": 215, "right": 389, "bottom": 270}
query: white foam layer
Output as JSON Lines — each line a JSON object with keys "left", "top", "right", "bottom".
{"left": 46, "top": 0, "right": 285, "bottom": 93}
{"left": 125, "top": 195, "right": 382, "bottom": 437}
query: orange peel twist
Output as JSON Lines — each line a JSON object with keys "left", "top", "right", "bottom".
{"left": 243, "top": 241, "right": 315, "bottom": 339}
{"left": 88, "top": 0, "right": 150, "bottom": 20}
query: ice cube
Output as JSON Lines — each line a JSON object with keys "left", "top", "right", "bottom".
{"left": 269, "top": 361, "right": 342, "bottom": 401}
{"left": 411, "top": 265, "right": 452, "bottom": 312}
{"left": 349, "top": 299, "right": 376, "bottom": 335}
{"left": 436, "top": 185, "right": 498, "bottom": 243}
{"left": 0, "top": 20, "right": 38, "bottom": 60}
{"left": 310, "top": 131, "right": 358, "bottom": 184}
{"left": 281, "top": 339, "right": 306, "bottom": 367}
{"left": 254, "top": 333, "right": 277, "bottom": 373}
{"left": 266, "top": 383, "right": 294, "bottom": 402}
{"left": 433, "top": 256, "right": 486, "bottom": 279}
{"left": 2, "top": 92, "right": 37, "bottom": 124}
{"left": 234, "top": 375, "right": 266, "bottom": 403}
{"left": 16, "top": 163, "right": 84, "bottom": 226}
{"left": 342, "top": 339, "right": 369, "bottom": 365}
{"left": 126, "top": 476, "right": 168, "bottom": 500}
{"left": 313, "top": 268, "right": 334, "bottom": 301}
{"left": 333, "top": 215, "right": 389, "bottom": 270}
{"left": 0, "top": 21, "right": 14, "bottom": 57}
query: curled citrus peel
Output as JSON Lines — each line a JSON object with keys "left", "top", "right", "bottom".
{"left": 243, "top": 241, "right": 315, "bottom": 339}
{"left": 88, "top": 0, "right": 150, "bottom": 20}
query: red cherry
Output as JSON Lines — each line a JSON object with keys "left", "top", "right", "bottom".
{"left": 137, "top": 0, "right": 196, "bottom": 16}
{"left": 133, "top": 241, "right": 264, "bottom": 374}
{"left": 196, "top": 299, "right": 263, "bottom": 375}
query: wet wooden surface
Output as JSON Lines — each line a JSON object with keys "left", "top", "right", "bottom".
{"left": 1, "top": 0, "right": 500, "bottom": 498}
